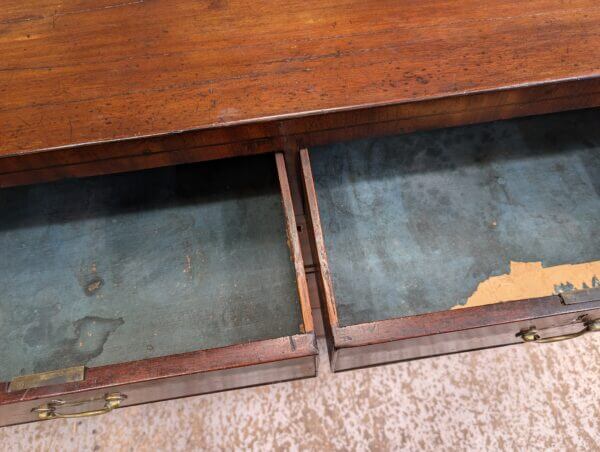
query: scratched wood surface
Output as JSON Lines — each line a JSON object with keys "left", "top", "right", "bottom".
{"left": 1, "top": 0, "right": 600, "bottom": 184}
{"left": 0, "top": 154, "right": 302, "bottom": 383}
{"left": 309, "top": 109, "right": 600, "bottom": 326}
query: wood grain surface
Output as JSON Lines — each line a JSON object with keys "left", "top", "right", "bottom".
{"left": 331, "top": 298, "right": 600, "bottom": 371}
{"left": 1, "top": 0, "right": 600, "bottom": 185}
{"left": 0, "top": 334, "right": 318, "bottom": 426}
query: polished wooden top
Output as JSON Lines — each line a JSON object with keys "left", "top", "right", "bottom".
{"left": 1, "top": 0, "right": 599, "bottom": 185}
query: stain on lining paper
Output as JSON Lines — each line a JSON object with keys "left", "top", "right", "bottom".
{"left": 453, "top": 261, "right": 600, "bottom": 309}
{"left": 34, "top": 316, "right": 124, "bottom": 373}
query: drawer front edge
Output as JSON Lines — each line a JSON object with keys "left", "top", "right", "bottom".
{"left": 0, "top": 333, "right": 317, "bottom": 427}
{"left": 331, "top": 298, "right": 600, "bottom": 371}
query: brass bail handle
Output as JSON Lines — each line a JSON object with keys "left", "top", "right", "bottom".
{"left": 519, "top": 319, "right": 600, "bottom": 344}
{"left": 33, "top": 392, "right": 127, "bottom": 420}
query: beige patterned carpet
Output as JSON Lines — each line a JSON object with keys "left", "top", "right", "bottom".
{"left": 1, "top": 335, "right": 599, "bottom": 451}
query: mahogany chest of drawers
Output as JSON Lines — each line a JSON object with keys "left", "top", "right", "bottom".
{"left": 3, "top": 109, "right": 598, "bottom": 425}
{"left": 1, "top": 0, "right": 600, "bottom": 427}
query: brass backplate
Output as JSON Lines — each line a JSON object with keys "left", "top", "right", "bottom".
{"left": 8, "top": 366, "right": 85, "bottom": 392}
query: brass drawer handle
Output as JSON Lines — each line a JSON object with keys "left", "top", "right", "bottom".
{"left": 32, "top": 392, "right": 127, "bottom": 420}
{"left": 519, "top": 319, "right": 600, "bottom": 343}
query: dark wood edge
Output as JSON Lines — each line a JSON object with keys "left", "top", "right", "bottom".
{"left": 275, "top": 153, "right": 314, "bottom": 332}
{"left": 332, "top": 297, "right": 600, "bottom": 349}
{"left": 298, "top": 149, "right": 339, "bottom": 328}
{"left": 0, "top": 333, "right": 317, "bottom": 405}
{"left": 331, "top": 343, "right": 509, "bottom": 373}
{"left": 2, "top": 77, "right": 600, "bottom": 187}
{"left": 330, "top": 303, "right": 600, "bottom": 371}
{"left": 2, "top": 355, "right": 318, "bottom": 428}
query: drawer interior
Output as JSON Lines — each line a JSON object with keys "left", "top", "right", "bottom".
{"left": 0, "top": 154, "right": 304, "bottom": 383}
{"left": 308, "top": 109, "right": 600, "bottom": 327}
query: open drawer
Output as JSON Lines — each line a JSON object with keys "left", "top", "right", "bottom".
{"left": 300, "top": 109, "right": 600, "bottom": 372}
{"left": 0, "top": 153, "right": 316, "bottom": 426}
